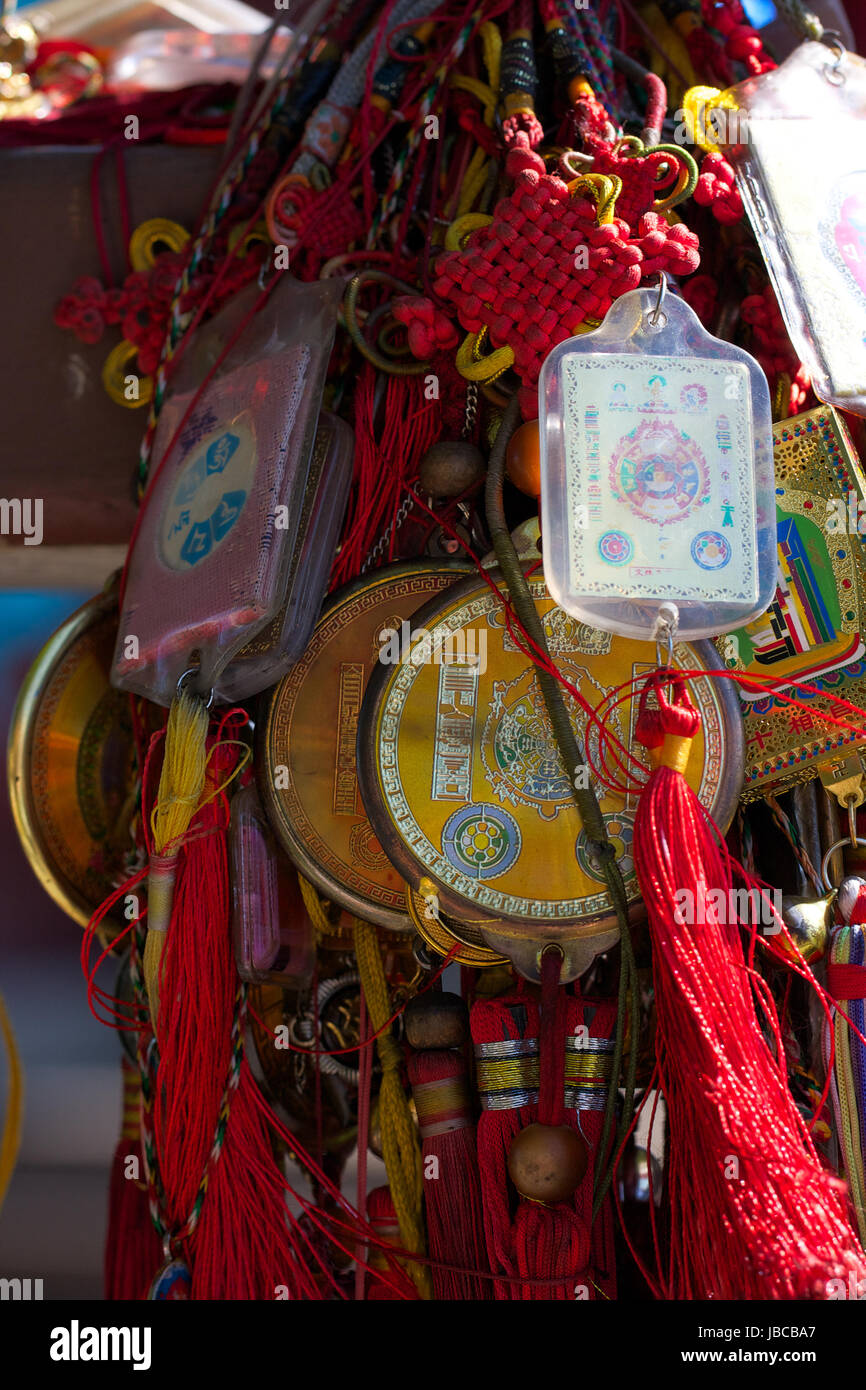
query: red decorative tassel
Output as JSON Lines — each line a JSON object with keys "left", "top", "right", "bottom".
{"left": 145, "top": 725, "right": 334, "bottom": 1299}
{"left": 632, "top": 674, "right": 866, "bottom": 1298}
{"left": 104, "top": 1058, "right": 161, "bottom": 1300}
{"left": 407, "top": 1049, "right": 490, "bottom": 1300}
{"left": 470, "top": 968, "right": 616, "bottom": 1300}
{"left": 365, "top": 1186, "right": 418, "bottom": 1300}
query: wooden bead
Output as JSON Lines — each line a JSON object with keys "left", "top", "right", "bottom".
{"left": 507, "top": 1122, "right": 588, "bottom": 1202}
{"left": 404, "top": 991, "right": 468, "bottom": 1050}
{"left": 505, "top": 420, "right": 541, "bottom": 497}
{"left": 418, "top": 442, "right": 485, "bottom": 499}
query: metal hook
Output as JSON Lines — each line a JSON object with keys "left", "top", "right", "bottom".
{"left": 821, "top": 29, "right": 846, "bottom": 84}
{"left": 847, "top": 793, "right": 859, "bottom": 850}
{"left": 653, "top": 601, "right": 679, "bottom": 669}
{"left": 822, "top": 836, "right": 866, "bottom": 891}
{"left": 648, "top": 272, "right": 667, "bottom": 327}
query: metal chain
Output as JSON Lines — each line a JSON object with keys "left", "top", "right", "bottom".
{"left": 361, "top": 492, "right": 415, "bottom": 572}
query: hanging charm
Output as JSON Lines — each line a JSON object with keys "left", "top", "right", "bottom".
{"left": 713, "top": 39, "right": 866, "bottom": 415}
{"left": 539, "top": 280, "right": 776, "bottom": 641}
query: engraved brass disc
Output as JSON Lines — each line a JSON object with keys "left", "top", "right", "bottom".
{"left": 405, "top": 885, "right": 509, "bottom": 967}
{"left": 260, "top": 560, "right": 471, "bottom": 932}
{"left": 357, "top": 568, "right": 743, "bottom": 977}
{"left": 7, "top": 588, "right": 140, "bottom": 934}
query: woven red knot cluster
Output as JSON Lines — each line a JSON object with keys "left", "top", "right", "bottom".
{"left": 429, "top": 158, "right": 699, "bottom": 415}
{"left": 693, "top": 151, "right": 743, "bottom": 225}
{"left": 742, "top": 284, "right": 811, "bottom": 413}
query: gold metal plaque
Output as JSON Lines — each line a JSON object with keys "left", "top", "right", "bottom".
{"left": 357, "top": 569, "right": 742, "bottom": 975}
{"left": 7, "top": 587, "right": 139, "bottom": 933}
{"left": 260, "top": 560, "right": 471, "bottom": 931}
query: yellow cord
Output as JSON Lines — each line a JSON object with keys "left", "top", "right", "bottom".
{"left": 297, "top": 873, "right": 333, "bottom": 938}
{"left": 354, "top": 919, "right": 431, "bottom": 1298}
{"left": 143, "top": 689, "right": 210, "bottom": 1027}
{"left": 831, "top": 928, "right": 866, "bottom": 1245}
{"left": 0, "top": 989, "right": 23, "bottom": 1216}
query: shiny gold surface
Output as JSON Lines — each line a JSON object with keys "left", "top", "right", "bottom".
{"left": 7, "top": 589, "right": 139, "bottom": 932}
{"left": 720, "top": 407, "right": 866, "bottom": 801}
{"left": 260, "top": 561, "right": 471, "bottom": 932}
{"left": 405, "top": 884, "right": 508, "bottom": 967}
{"left": 359, "top": 570, "right": 741, "bottom": 937}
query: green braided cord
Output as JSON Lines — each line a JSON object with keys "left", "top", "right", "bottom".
{"left": 140, "top": 982, "right": 247, "bottom": 1252}
{"left": 484, "top": 398, "right": 638, "bottom": 1214}
{"left": 553, "top": 0, "right": 617, "bottom": 116}
{"left": 343, "top": 270, "right": 430, "bottom": 374}
{"left": 135, "top": 119, "right": 274, "bottom": 497}
{"left": 367, "top": 11, "right": 479, "bottom": 247}
{"left": 775, "top": 0, "right": 825, "bottom": 41}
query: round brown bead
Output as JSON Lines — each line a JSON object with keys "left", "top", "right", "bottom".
{"left": 404, "top": 991, "right": 469, "bottom": 1050}
{"left": 418, "top": 442, "right": 485, "bottom": 499}
{"left": 507, "top": 1122, "right": 588, "bottom": 1203}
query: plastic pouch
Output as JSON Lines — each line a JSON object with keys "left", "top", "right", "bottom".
{"left": 718, "top": 40, "right": 866, "bottom": 415}
{"left": 230, "top": 783, "right": 315, "bottom": 986}
{"left": 112, "top": 272, "right": 343, "bottom": 706}
{"left": 217, "top": 409, "right": 353, "bottom": 702}
{"left": 539, "top": 284, "right": 775, "bottom": 642}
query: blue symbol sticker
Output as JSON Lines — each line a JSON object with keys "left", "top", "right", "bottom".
{"left": 180, "top": 521, "right": 213, "bottom": 566}
{"left": 211, "top": 490, "right": 246, "bottom": 543}
{"left": 161, "top": 419, "right": 254, "bottom": 572}
{"left": 206, "top": 431, "right": 240, "bottom": 474}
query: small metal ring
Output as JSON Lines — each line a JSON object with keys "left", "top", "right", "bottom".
{"left": 176, "top": 666, "right": 215, "bottom": 709}
{"left": 822, "top": 837, "right": 866, "bottom": 892}
{"left": 288, "top": 1014, "right": 316, "bottom": 1050}
{"left": 821, "top": 30, "right": 846, "bottom": 84}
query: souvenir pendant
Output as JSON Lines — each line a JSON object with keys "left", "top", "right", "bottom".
{"left": 230, "top": 783, "right": 315, "bottom": 985}
{"left": 113, "top": 274, "right": 342, "bottom": 707}
{"left": 539, "top": 283, "right": 775, "bottom": 643}
{"left": 147, "top": 1256, "right": 192, "bottom": 1301}
{"left": 8, "top": 586, "right": 145, "bottom": 937}
{"left": 717, "top": 40, "right": 866, "bottom": 416}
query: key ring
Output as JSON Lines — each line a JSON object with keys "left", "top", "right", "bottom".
{"left": 822, "top": 836, "right": 866, "bottom": 892}
{"left": 176, "top": 666, "right": 215, "bottom": 709}
{"left": 820, "top": 30, "right": 846, "bottom": 85}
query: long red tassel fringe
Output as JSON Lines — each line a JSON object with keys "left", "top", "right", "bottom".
{"left": 632, "top": 674, "right": 866, "bottom": 1298}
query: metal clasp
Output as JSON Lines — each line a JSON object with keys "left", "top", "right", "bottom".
{"left": 653, "top": 601, "right": 679, "bottom": 669}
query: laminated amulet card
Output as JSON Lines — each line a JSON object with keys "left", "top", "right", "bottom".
{"left": 539, "top": 284, "right": 776, "bottom": 642}
{"left": 716, "top": 40, "right": 866, "bottom": 416}
{"left": 112, "top": 273, "right": 343, "bottom": 707}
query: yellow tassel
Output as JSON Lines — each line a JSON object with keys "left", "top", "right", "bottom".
{"left": 143, "top": 689, "right": 210, "bottom": 1028}
{"left": 0, "top": 988, "right": 23, "bottom": 1216}
{"left": 354, "top": 919, "right": 431, "bottom": 1298}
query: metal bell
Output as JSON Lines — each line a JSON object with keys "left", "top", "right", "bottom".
{"left": 780, "top": 892, "right": 836, "bottom": 964}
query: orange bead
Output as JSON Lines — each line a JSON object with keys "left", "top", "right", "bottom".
{"left": 506, "top": 420, "right": 541, "bottom": 497}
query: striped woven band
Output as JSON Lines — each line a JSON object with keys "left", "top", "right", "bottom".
{"left": 412, "top": 1074, "right": 472, "bottom": 1139}
{"left": 475, "top": 1035, "right": 615, "bottom": 1111}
